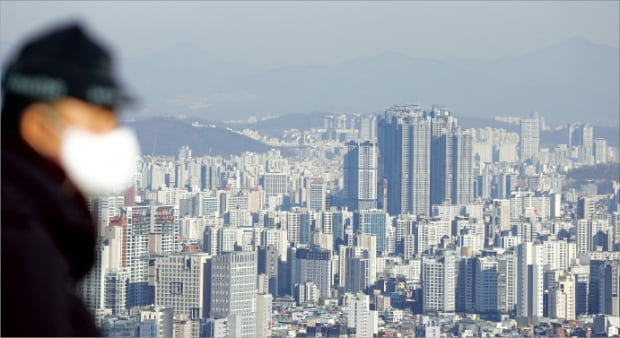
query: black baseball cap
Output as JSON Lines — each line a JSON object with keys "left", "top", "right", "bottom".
{"left": 1, "top": 22, "right": 132, "bottom": 110}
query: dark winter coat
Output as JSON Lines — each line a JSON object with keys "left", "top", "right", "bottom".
{"left": 1, "top": 136, "right": 99, "bottom": 336}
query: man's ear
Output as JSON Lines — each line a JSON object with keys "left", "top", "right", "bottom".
{"left": 19, "top": 103, "right": 62, "bottom": 161}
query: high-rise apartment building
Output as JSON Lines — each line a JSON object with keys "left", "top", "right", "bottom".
{"left": 352, "top": 233, "right": 377, "bottom": 287}
{"left": 154, "top": 253, "right": 210, "bottom": 337}
{"left": 576, "top": 219, "right": 593, "bottom": 255}
{"left": 451, "top": 129, "right": 474, "bottom": 205}
{"left": 379, "top": 105, "right": 431, "bottom": 216}
{"left": 292, "top": 246, "right": 332, "bottom": 300}
{"left": 78, "top": 224, "right": 125, "bottom": 323}
{"left": 456, "top": 256, "right": 476, "bottom": 313}
{"left": 475, "top": 256, "right": 499, "bottom": 315}
{"left": 343, "top": 140, "right": 378, "bottom": 210}
{"left": 356, "top": 115, "right": 377, "bottom": 141}
{"left": 262, "top": 173, "right": 288, "bottom": 198}
{"left": 379, "top": 105, "right": 473, "bottom": 214}
{"left": 577, "top": 196, "right": 596, "bottom": 220}
{"left": 204, "top": 251, "right": 257, "bottom": 338}
{"left": 345, "top": 292, "right": 378, "bottom": 338}
{"left": 599, "top": 259, "right": 620, "bottom": 316}
{"left": 569, "top": 123, "right": 595, "bottom": 164}
{"left": 321, "top": 209, "right": 345, "bottom": 247}
{"left": 422, "top": 252, "right": 456, "bottom": 313}
{"left": 151, "top": 205, "right": 181, "bottom": 255}
{"left": 548, "top": 272, "right": 576, "bottom": 320}
{"left": 493, "top": 199, "right": 511, "bottom": 231}
{"left": 517, "top": 242, "right": 544, "bottom": 321}
{"left": 77, "top": 238, "right": 111, "bottom": 324}
{"left": 594, "top": 138, "right": 608, "bottom": 164}
{"left": 110, "top": 206, "right": 152, "bottom": 309}
{"left": 497, "top": 251, "right": 518, "bottom": 314}
{"left": 354, "top": 209, "right": 387, "bottom": 254}
{"left": 104, "top": 270, "right": 129, "bottom": 315}
{"left": 286, "top": 209, "right": 312, "bottom": 246}
{"left": 570, "top": 264, "right": 590, "bottom": 315}
{"left": 519, "top": 113, "right": 540, "bottom": 162}
{"left": 293, "top": 281, "right": 320, "bottom": 305}
{"left": 306, "top": 178, "right": 326, "bottom": 210}
{"left": 257, "top": 245, "right": 279, "bottom": 297}
{"left": 89, "top": 195, "right": 125, "bottom": 237}
{"left": 427, "top": 106, "right": 473, "bottom": 206}
{"left": 255, "top": 293, "right": 273, "bottom": 338}
{"left": 429, "top": 106, "right": 457, "bottom": 206}
{"left": 414, "top": 219, "right": 451, "bottom": 256}
{"left": 339, "top": 246, "right": 370, "bottom": 293}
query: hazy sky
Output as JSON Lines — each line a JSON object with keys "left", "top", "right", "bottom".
{"left": 1, "top": 1, "right": 618, "bottom": 68}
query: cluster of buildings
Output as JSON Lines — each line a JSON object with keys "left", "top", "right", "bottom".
{"left": 79, "top": 105, "right": 620, "bottom": 337}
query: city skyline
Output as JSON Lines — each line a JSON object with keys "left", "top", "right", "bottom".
{"left": 78, "top": 103, "right": 620, "bottom": 337}
{"left": 1, "top": 2, "right": 618, "bottom": 337}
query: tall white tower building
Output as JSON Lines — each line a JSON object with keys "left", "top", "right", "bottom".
{"left": 451, "top": 129, "right": 474, "bottom": 205}
{"left": 493, "top": 199, "right": 511, "bottom": 231}
{"left": 205, "top": 251, "right": 258, "bottom": 338}
{"left": 255, "top": 293, "right": 273, "bottom": 338}
{"left": 517, "top": 242, "right": 544, "bottom": 321}
{"left": 497, "top": 251, "right": 518, "bottom": 314}
{"left": 380, "top": 105, "right": 431, "bottom": 216}
{"left": 89, "top": 195, "right": 124, "bottom": 237}
{"left": 422, "top": 252, "right": 456, "bottom": 313}
{"left": 549, "top": 272, "right": 576, "bottom": 320}
{"left": 577, "top": 219, "right": 592, "bottom": 254}
{"left": 345, "top": 292, "right": 378, "bottom": 338}
{"left": 306, "top": 178, "right": 326, "bottom": 210}
{"left": 344, "top": 140, "right": 378, "bottom": 210}
{"left": 110, "top": 206, "right": 151, "bottom": 309}
{"left": 519, "top": 113, "right": 540, "bottom": 162}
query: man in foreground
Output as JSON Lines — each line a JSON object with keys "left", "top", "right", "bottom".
{"left": 1, "top": 23, "right": 139, "bottom": 336}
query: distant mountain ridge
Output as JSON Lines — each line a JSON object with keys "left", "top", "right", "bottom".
{"left": 128, "top": 114, "right": 618, "bottom": 159}
{"left": 123, "top": 36, "right": 618, "bottom": 127}
{"left": 126, "top": 117, "right": 274, "bottom": 157}
{"left": 224, "top": 112, "right": 619, "bottom": 148}
{"left": 1, "top": 37, "right": 617, "bottom": 126}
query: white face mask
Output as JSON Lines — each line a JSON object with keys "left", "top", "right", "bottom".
{"left": 60, "top": 126, "right": 140, "bottom": 196}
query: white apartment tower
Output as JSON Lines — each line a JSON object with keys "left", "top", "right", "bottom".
{"left": 519, "top": 113, "right": 540, "bottom": 162}
{"left": 577, "top": 219, "right": 591, "bottom": 254}
{"left": 549, "top": 272, "right": 576, "bottom": 320}
{"left": 422, "top": 253, "right": 456, "bottom": 313}
{"left": 493, "top": 199, "right": 511, "bottom": 231}
{"left": 255, "top": 293, "right": 273, "bottom": 338}
{"left": 343, "top": 140, "right": 378, "bottom": 210}
{"left": 205, "top": 251, "right": 257, "bottom": 338}
{"left": 346, "top": 292, "right": 378, "bottom": 338}
{"left": 89, "top": 195, "right": 124, "bottom": 237}
{"left": 306, "top": 178, "right": 326, "bottom": 210}
{"left": 452, "top": 129, "right": 474, "bottom": 205}
{"left": 497, "top": 252, "right": 518, "bottom": 314}
{"left": 517, "top": 242, "right": 544, "bottom": 320}
{"left": 594, "top": 138, "right": 608, "bottom": 163}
